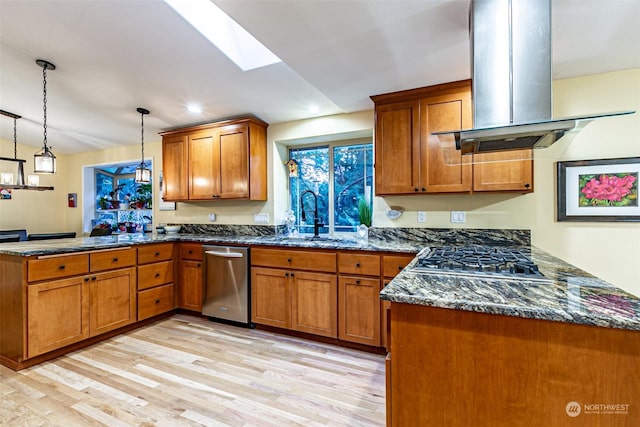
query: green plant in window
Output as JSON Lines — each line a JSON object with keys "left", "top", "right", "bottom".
{"left": 357, "top": 198, "right": 372, "bottom": 227}
{"left": 133, "top": 183, "right": 152, "bottom": 208}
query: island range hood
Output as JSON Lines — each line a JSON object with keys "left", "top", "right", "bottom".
{"left": 438, "top": 0, "right": 635, "bottom": 155}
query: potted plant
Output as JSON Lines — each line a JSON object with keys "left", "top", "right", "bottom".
{"left": 356, "top": 198, "right": 371, "bottom": 245}
{"left": 133, "top": 183, "right": 152, "bottom": 209}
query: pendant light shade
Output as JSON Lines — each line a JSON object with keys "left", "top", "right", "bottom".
{"left": 135, "top": 107, "right": 150, "bottom": 183}
{"left": 34, "top": 59, "right": 57, "bottom": 174}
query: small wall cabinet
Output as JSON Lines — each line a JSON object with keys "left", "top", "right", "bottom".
{"left": 160, "top": 117, "right": 268, "bottom": 202}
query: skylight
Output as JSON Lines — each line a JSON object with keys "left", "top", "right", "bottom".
{"left": 163, "top": 0, "right": 281, "bottom": 71}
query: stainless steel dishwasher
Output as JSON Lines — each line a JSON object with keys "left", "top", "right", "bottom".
{"left": 202, "top": 245, "right": 252, "bottom": 327}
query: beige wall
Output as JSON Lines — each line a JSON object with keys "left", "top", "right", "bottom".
{"left": 533, "top": 69, "right": 640, "bottom": 295}
{"left": 2, "top": 69, "right": 638, "bottom": 295}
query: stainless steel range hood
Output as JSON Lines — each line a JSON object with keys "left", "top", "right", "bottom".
{"left": 437, "top": 0, "right": 635, "bottom": 155}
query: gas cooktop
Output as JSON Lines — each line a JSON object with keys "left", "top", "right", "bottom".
{"left": 411, "top": 245, "right": 551, "bottom": 282}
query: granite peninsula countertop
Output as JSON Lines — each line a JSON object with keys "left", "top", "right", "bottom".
{"left": 381, "top": 245, "right": 640, "bottom": 331}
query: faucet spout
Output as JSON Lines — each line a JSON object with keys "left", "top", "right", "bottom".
{"left": 300, "top": 190, "right": 324, "bottom": 238}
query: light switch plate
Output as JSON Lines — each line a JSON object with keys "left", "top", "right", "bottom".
{"left": 450, "top": 211, "right": 466, "bottom": 223}
{"left": 208, "top": 213, "right": 216, "bottom": 221}
{"left": 254, "top": 213, "right": 269, "bottom": 223}
{"left": 417, "top": 211, "right": 427, "bottom": 223}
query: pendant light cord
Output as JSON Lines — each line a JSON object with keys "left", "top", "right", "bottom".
{"left": 42, "top": 64, "right": 48, "bottom": 150}
{"left": 140, "top": 110, "right": 145, "bottom": 163}
{"left": 14, "top": 118, "right": 17, "bottom": 159}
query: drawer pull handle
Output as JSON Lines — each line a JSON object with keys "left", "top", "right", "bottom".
{"left": 196, "top": 263, "right": 201, "bottom": 267}
{"left": 155, "top": 273, "right": 160, "bottom": 278}
{"left": 355, "top": 263, "right": 360, "bottom": 267}
{"left": 287, "top": 258, "right": 292, "bottom": 263}
{"left": 112, "top": 257, "right": 118, "bottom": 262}
{"left": 356, "top": 280, "right": 361, "bottom": 284}
{"left": 58, "top": 264, "right": 65, "bottom": 270}
{"left": 155, "top": 252, "right": 160, "bottom": 256}
{"left": 155, "top": 299, "right": 160, "bottom": 304}
{"left": 398, "top": 266, "right": 403, "bottom": 271}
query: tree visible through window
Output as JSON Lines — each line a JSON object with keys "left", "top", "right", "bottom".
{"left": 289, "top": 141, "right": 373, "bottom": 234}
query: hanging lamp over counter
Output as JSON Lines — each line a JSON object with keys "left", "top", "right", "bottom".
{"left": 135, "top": 107, "right": 151, "bottom": 183}
{"left": 34, "top": 59, "right": 57, "bottom": 174}
{"left": 0, "top": 109, "right": 54, "bottom": 191}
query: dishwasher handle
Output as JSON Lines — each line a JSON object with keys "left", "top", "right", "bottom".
{"left": 205, "top": 250, "right": 244, "bottom": 258}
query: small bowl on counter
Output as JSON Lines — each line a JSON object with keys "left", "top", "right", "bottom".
{"left": 164, "top": 225, "right": 181, "bottom": 234}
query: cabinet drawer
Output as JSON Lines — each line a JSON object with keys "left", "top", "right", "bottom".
{"left": 137, "top": 283, "right": 174, "bottom": 320}
{"left": 137, "top": 260, "right": 173, "bottom": 290}
{"left": 382, "top": 254, "right": 415, "bottom": 278}
{"left": 338, "top": 253, "right": 381, "bottom": 276}
{"left": 137, "top": 244, "right": 174, "bottom": 264}
{"left": 90, "top": 248, "right": 136, "bottom": 272}
{"left": 252, "top": 248, "right": 336, "bottom": 273}
{"left": 28, "top": 253, "right": 89, "bottom": 282}
{"left": 180, "top": 243, "right": 203, "bottom": 261}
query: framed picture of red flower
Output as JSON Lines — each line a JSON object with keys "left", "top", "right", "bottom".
{"left": 557, "top": 157, "right": 640, "bottom": 222}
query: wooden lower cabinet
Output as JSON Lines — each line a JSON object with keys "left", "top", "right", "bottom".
{"left": 291, "top": 271, "right": 337, "bottom": 338}
{"left": 251, "top": 267, "right": 338, "bottom": 338}
{"left": 27, "top": 277, "right": 90, "bottom": 358}
{"left": 89, "top": 267, "right": 137, "bottom": 337}
{"left": 178, "top": 243, "right": 203, "bottom": 311}
{"left": 138, "top": 284, "right": 175, "bottom": 321}
{"left": 251, "top": 267, "right": 291, "bottom": 329}
{"left": 179, "top": 260, "right": 203, "bottom": 311}
{"left": 27, "top": 266, "right": 136, "bottom": 358}
{"left": 338, "top": 276, "right": 381, "bottom": 346}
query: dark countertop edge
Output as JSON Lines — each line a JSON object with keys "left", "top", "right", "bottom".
{"left": 380, "top": 291, "right": 640, "bottom": 331}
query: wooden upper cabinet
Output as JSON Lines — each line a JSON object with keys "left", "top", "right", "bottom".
{"left": 372, "top": 80, "right": 533, "bottom": 194}
{"left": 374, "top": 100, "right": 420, "bottom": 194}
{"left": 420, "top": 91, "right": 472, "bottom": 193}
{"left": 161, "top": 133, "right": 189, "bottom": 201}
{"left": 372, "top": 80, "right": 472, "bottom": 195}
{"left": 473, "top": 149, "right": 534, "bottom": 192}
{"left": 160, "top": 117, "right": 267, "bottom": 201}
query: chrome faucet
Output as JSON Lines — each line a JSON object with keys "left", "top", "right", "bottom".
{"left": 300, "top": 190, "right": 324, "bottom": 238}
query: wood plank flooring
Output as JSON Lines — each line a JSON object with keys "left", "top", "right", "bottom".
{"left": 0, "top": 314, "right": 386, "bottom": 426}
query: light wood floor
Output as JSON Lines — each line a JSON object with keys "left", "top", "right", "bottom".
{"left": 0, "top": 314, "right": 386, "bottom": 426}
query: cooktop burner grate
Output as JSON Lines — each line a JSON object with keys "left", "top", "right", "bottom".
{"left": 411, "top": 246, "right": 550, "bottom": 282}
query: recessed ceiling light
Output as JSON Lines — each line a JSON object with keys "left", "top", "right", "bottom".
{"left": 163, "top": 0, "right": 281, "bottom": 71}
{"left": 187, "top": 104, "right": 202, "bottom": 114}
{"left": 308, "top": 105, "right": 320, "bottom": 114}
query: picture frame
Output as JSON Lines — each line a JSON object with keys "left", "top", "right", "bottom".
{"left": 557, "top": 157, "right": 640, "bottom": 222}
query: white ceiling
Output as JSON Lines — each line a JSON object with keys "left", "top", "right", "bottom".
{"left": 1, "top": 0, "right": 639, "bottom": 155}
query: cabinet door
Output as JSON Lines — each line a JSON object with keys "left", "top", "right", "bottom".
{"left": 251, "top": 267, "right": 291, "bottom": 328}
{"left": 179, "top": 260, "right": 203, "bottom": 312}
{"left": 338, "top": 276, "right": 381, "bottom": 346}
{"left": 89, "top": 267, "right": 136, "bottom": 336}
{"left": 374, "top": 100, "right": 421, "bottom": 195}
{"left": 189, "top": 130, "right": 220, "bottom": 200}
{"left": 291, "top": 271, "right": 337, "bottom": 338}
{"left": 217, "top": 124, "right": 250, "bottom": 199}
{"left": 420, "top": 89, "right": 472, "bottom": 193}
{"left": 27, "top": 277, "right": 90, "bottom": 358}
{"left": 162, "top": 133, "right": 189, "bottom": 201}
{"left": 473, "top": 149, "right": 533, "bottom": 192}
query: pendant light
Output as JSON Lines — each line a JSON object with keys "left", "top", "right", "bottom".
{"left": 34, "top": 59, "right": 57, "bottom": 174}
{"left": 135, "top": 107, "right": 151, "bottom": 183}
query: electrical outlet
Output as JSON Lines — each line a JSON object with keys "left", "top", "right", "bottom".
{"left": 208, "top": 213, "right": 216, "bottom": 222}
{"left": 254, "top": 213, "right": 269, "bottom": 223}
{"left": 417, "top": 211, "right": 427, "bottom": 223}
{"left": 450, "top": 211, "right": 466, "bottom": 223}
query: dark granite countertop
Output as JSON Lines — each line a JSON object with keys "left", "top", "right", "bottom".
{"left": 380, "top": 245, "right": 640, "bottom": 331}
{"left": 0, "top": 232, "right": 419, "bottom": 257}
